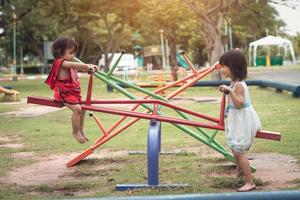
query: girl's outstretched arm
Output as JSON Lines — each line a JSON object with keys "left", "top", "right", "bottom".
{"left": 219, "top": 83, "right": 245, "bottom": 109}
{"left": 61, "top": 61, "right": 99, "bottom": 72}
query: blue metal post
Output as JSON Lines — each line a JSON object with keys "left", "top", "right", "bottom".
{"left": 116, "top": 120, "right": 188, "bottom": 191}
{"left": 147, "top": 119, "right": 160, "bottom": 185}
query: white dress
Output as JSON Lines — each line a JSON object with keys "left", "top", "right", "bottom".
{"left": 225, "top": 81, "right": 261, "bottom": 154}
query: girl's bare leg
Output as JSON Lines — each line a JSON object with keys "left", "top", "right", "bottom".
{"left": 64, "top": 103, "right": 86, "bottom": 143}
{"left": 232, "top": 150, "right": 256, "bottom": 192}
{"left": 232, "top": 150, "right": 242, "bottom": 177}
{"left": 79, "top": 110, "right": 88, "bottom": 141}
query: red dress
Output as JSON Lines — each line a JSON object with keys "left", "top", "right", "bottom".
{"left": 45, "top": 59, "right": 82, "bottom": 104}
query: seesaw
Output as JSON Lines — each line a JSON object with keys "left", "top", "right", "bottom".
{"left": 27, "top": 51, "right": 280, "bottom": 190}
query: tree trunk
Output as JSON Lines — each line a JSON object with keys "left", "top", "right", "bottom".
{"left": 200, "top": 17, "right": 224, "bottom": 80}
{"left": 168, "top": 37, "right": 179, "bottom": 81}
{"left": 79, "top": 40, "right": 87, "bottom": 60}
{"left": 210, "top": 33, "right": 224, "bottom": 80}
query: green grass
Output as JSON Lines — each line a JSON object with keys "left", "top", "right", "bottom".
{"left": 0, "top": 72, "right": 300, "bottom": 199}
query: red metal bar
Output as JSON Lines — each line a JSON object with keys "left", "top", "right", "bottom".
{"left": 91, "top": 118, "right": 140, "bottom": 150}
{"left": 27, "top": 96, "right": 63, "bottom": 108}
{"left": 150, "top": 73, "right": 196, "bottom": 95}
{"left": 82, "top": 105, "right": 222, "bottom": 130}
{"left": 256, "top": 130, "right": 281, "bottom": 141}
{"left": 28, "top": 96, "right": 281, "bottom": 143}
{"left": 106, "top": 104, "right": 140, "bottom": 133}
{"left": 104, "top": 73, "right": 197, "bottom": 135}
{"left": 166, "top": 65, "right": 217, "bottom": 100}
{"left": 181, "top": 53, "right": 199, "bottom": 74}
{"left": 85, "top": 74, "right": 93, "bottom": 105}
{"left": 89, "top": 99, "right": 219, "bottom": 123}
{"left": 103, "top": 66, "right": 213, "bottom": 135}
{"left": 218, "top": 95, "right": 226, "bottom": 126}
{"left": 67, "top": 148, "right": 94, "bottom": 167}
{"left": 152, "top": 103, "right": 159, "bottom": 116}
{"left": 67, "top": 117, "right": 141, "bottom": 167}
{"left": 91, "top": 73, "right": 194, "bottom": 137}
{"left": 87, "top": 105, "right": 281, "bottom": 141}
{"left": 91, "top": 113, "right": 108, "bottom": 136}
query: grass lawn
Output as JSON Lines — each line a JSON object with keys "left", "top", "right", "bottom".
{"left": 0, "top": 72, "right": 300, "bottom": 199}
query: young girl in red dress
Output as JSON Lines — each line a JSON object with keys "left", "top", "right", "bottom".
{"left": 45, "top": 37, "right": 99, "bottom": 143}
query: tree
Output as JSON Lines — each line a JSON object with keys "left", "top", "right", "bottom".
{"left": 43, "top": 0, "right": 141, "bottom": 69}
{"left": 90, "top": 0, "right": 141, "bottom": 71}
{"left": 136, "top": 0, "right": 196, "bottom": 80}
{"left": 224, "top": 0, "right": 285, "bottom": 58}
{"left": 182, "top": 0, "right": 244, "bottom": 80}
{"left": 4, "top": 0, "right": 141, "bottom": 70}
{"left": 182, "top": 0, "right": 287, "bottom": 80}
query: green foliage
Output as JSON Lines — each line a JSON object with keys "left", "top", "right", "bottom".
{"left": 228, "top": 0, "right": 285, "bottom": 49}
{"left": 0, "top": 0, "right": 288, "bottom": 69}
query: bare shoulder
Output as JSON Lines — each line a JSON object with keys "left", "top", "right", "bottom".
{"left": 234, "top": 82, "right": 245, "bottom": 95}
{"left": 60, "top": 60, "right": 74, "bottom": 69}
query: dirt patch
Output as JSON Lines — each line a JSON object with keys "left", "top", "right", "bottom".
{"left": 1, "top": 144, "right": 299, "bottom": 192}
{"left": 0, "top": 143, "right": 24, "bottom": 148}
{"left": 0, "top": 135, "right": 25, "bottom": 148}
{"left": 12, "top": 152, "right": 38, "bottom": 160}
{"left": 0, "top": 104, "right": 62, "bottom": 117}
{"left": 0, "top": 136, "right": 12, "bottom": 142}
{"left": 250, "top": 153, "right": 300, "bottom": 189}
{"left": 0, "top": 149, "right": 129, "bottom": 186}
{"left": 0, "top": 154, "right": 75, "bottom": 186}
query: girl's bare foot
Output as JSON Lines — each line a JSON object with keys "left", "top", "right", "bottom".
{"left": 72, "top": 132, "right": 86, "bottom": 143}
{"left": 237, "top": 183, "right": 256, "bottom": 192}
{"left": 81, "top": 132, "right": 89, "bottom": 142}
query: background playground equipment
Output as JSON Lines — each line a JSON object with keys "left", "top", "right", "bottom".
{"left": 128, "top": 55, "right": 189, "bottom": 94}
{"left": 27, "top": 51, "right": 280, "bottom": 190}
{"left": 0, "top": 85, "right": 20, "bottom": 102}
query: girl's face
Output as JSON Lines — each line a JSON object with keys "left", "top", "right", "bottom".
{"left": 221, "top": 65, "right": 232, "bottom": 79}
{"left": 62, "top": 47, "right": 75, "bottom": 61}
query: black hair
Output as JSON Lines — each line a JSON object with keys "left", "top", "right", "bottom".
{"left": 51, "top": 37, "right": 78, "bottom": 58}
{"left": 219, "top": 49, "right": 247, "bottom": 81}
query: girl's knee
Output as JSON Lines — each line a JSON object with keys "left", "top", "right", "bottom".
{"left": 232, "top": 150, "right": 243, "bottom": 160}
{"left": 73, "top": 105, "right": 82, "bottom": 115}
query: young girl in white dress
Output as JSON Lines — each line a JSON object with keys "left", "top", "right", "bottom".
{"left": 218, "top": 50, "right": 261, "bottom": 192}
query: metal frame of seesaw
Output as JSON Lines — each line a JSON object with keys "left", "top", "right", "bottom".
{"left": 27, "top": 51, "right": 281, "bottom": 189}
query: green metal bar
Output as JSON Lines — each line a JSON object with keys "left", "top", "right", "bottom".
{"left": 96, "top": 73, "right": 226, "bottom": 153}
{"left": 94, "top": 73, "right": 153, "bottom": 112}
{"left": 76, "top": 56, "right": 254, "bottom": 170}
{"left": 99, "top": 71, "right": 228, "bottom": 153}
{"left": 208, "top": 130, "right": 219, "bottom": 144}
{"left": 106, "top": 50, "right": 126, "bottom": 78}
{"left": 94, "top": 72, "right": 242, "bottom": 169}
{"left": 98, "top": 71, "right": 167, "bottom": 101}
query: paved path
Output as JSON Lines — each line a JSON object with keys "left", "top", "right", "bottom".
{"left": 248, "top": 69, "right": 300, "bottom": 85}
